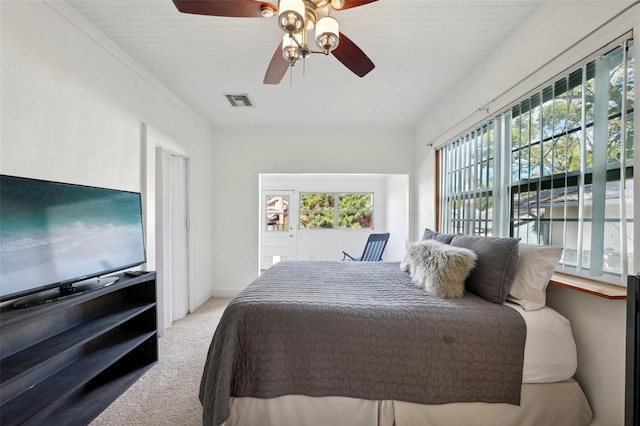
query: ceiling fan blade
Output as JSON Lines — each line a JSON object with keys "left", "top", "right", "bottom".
{"left": 264, "top": 42, "right": 290, "bottom": 85}
{"left": 172, "top": 0, "right": 273, "bottom": 18}
{"left": 332, "top": 32, "right": 375, "bottom": 78}
{"left": 333, "top": 0, "right": 378, "bottom": 11}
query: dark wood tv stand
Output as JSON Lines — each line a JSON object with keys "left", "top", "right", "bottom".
{"left": 0, "top": 272, "right": 158, "bottom": 425}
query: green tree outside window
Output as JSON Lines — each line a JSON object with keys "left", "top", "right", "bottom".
{"left": 299, "top": 192, "right": 373, "bottom": 229}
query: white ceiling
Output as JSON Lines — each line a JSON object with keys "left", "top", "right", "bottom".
{"left": 63, "top": 0, "right": 545, "bottom": 128}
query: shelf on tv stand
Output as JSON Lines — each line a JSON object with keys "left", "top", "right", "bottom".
{"left": 0, "top": 272, "right": 157, "bottom": 426}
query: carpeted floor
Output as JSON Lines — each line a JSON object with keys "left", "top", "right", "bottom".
{"left": 90, "top": 297, "right": 231, "bottom": 426}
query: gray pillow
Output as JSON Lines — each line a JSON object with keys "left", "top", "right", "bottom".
{"left": 422, "top": 228, "right": 456, "bottom": 244}
{"left": 450, "top": 235, "right": 520, "bottom": 304}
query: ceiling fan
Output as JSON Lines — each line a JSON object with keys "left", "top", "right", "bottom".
{"left": 171, "top": 0, "right": 377, "bottom": 84}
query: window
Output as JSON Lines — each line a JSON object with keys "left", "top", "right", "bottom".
{"left": 299, "top": 193, "right": 334, "bottom": 229}
{"left": 438, "top": 36, "right": 634, "bottom": 285}
{"left": 265, "top": 195, "right": 289, "bottom": 232}
{"left": 299, "top": 192, "right": 373, "bottom": 229}
{"left": 439, "top": 122, "right": 497, "bottom": 236}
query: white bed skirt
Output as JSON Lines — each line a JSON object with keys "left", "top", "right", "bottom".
{"left": 225, "top": 379, "right": 592, "bottom": 426}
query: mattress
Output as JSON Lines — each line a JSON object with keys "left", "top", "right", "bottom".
{"left": 507, "top": 302, "right": 578, "bottom": 383}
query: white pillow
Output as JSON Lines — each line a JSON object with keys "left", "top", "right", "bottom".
{"left": 507, "top": 243, "right": 563, "bottom": 311}
{"left": 400, "top": 240, "right": 477, "bottom": 298}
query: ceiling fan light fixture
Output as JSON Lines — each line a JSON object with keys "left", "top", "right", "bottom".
{"left": 315, "top": 16, "right": 339, "bottom": 52}
{"left": 278, "top": 0, "right": 305, "bottom": 34}
{"left": 282, "top": 33, "right": 302, "bottom": 64}
{"left": 330, "top": 0, "right": 346, "bottom": 9}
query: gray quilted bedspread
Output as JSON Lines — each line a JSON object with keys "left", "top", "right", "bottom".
{"left": 199, "top": 260, "right": 526, "bottom": 426}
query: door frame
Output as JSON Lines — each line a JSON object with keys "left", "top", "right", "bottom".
{"left": 142, "top": 123, "right": 193, "bottom": 335}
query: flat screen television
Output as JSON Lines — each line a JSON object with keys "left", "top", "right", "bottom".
{"left": 0, "top": 175, "right": 147, "bottom": 307}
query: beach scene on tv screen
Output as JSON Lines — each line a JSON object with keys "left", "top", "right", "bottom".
{"left": 0, "top": 177, "right": 145, "bottom": 299}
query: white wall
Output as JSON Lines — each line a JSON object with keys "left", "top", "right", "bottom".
{"left": 546, "top": 285, "right": 628, "bottom": 425}
{"left": 1, "top": 1, "right": 215, "bottom": 309}
{"left": 385, "top": 174, "right": 410, "bottom": 259}
{"left": 413, "top": 2, "right": 639, "bottom": 425}
{"left": 211, "top": 126, "right": 415, "bottom": 296}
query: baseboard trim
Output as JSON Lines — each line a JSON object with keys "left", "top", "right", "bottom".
{"left": 211, "top": 288, "right": 242, "bottom": 298}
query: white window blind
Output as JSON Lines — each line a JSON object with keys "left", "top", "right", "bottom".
{"left": 438, "top": 36, "right": 634, "bottom": 285}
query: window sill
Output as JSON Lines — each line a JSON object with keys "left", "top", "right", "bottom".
{"left": 550, "top": 272, "right": 627, "bottom": 300}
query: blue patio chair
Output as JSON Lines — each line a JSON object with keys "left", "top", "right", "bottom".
{"left": 342, "top": 233, "right": 390, "bottom": 261}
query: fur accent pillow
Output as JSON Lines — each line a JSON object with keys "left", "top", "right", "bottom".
{"left": 400, "top": 240, "right": 478, "bottom": 298}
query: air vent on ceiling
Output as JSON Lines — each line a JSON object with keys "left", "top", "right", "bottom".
{"left": 225, "top": 94, "right": 253, "bottom": 107}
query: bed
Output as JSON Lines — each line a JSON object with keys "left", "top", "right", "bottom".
{"left": 200, "top": 236, "right": 593, "bottom": 426}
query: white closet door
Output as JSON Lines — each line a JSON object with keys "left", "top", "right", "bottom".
{"left": 169, "top": 153, "right": 188, "bottom": 321}
{"left": 156, "top": 148, "right": 189, "bottom": 331}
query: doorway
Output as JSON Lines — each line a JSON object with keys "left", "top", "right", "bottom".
{"left": 156, "top": 148, "right": 189, "bottom": 329}
{"left": 142, "top": 124, "right": 192, "bottom": 335}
